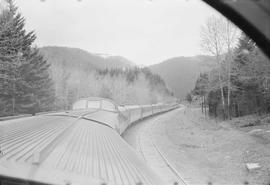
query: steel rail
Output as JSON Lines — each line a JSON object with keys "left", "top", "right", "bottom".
{"left": 150, "top": 109, "right": 188, "bottom": 185}
{"left": 137, "top": 111, "right": 188, "bottom": 185}
{"left": 150, "top": 137, "right": 188, "bottom": 185}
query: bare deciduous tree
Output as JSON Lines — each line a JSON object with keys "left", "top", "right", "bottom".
{"left": 221, "top": 18, "right": 239, "bottom": 119}
{"left": 200, "top": 15, "right": 226, "bottom": 117}
{"left": 200, "top": 15, "right": 239, "bottom": 118}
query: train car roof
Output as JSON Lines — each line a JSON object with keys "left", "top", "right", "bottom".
{"left": 0, "top": 112, "right": 163, "bottom": 185}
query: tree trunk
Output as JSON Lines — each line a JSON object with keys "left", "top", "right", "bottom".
{"left": 237, "top": 102, "right": 240, "bottom": 117}
{"left": 204, "top": 95, "right": 207, "bottom": 117}
{"left": 217, "top": 56, "right": 226, "bottom": 119}
{"left": 201, "top": 96, "right": 204, "bottom": 113}
{"left": 227, "top": 60, "right": 231, "bottom": 119}
{"left": 227, "top": 47, "right": 232, "bottom": 120}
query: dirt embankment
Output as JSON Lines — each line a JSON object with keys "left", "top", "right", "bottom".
{"left": 163, "top": 107, "right": 270, "bottom": 185}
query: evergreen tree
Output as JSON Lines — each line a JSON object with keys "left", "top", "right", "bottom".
{"left": 231, "top": 33, "right": 270, "bottom": 115}
{"left": 186, "top": 93, "right": 192, "bottom": 104}
{"left": 0, "top": 0, "right": 54, "bottom": 116}
{"left": 0, "top": 54, "right": 14, "bottom": 115}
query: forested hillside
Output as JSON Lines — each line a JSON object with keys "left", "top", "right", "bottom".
{"left": 41, "top": 47, "right": 174, "bottom": 110}
{"left": 40, "top": 46, "right": 135, "bottom": 72}
{"left": 149, "top": 55, "right": 215, "bottom": 98}
{"left": 52, "top": 63, "right": 174, "bottom": 110}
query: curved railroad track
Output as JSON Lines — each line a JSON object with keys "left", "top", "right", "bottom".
{"left": 137, "top": 114, "right": 188, "bottom": 185}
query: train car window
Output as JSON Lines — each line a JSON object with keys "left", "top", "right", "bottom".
{"left": 101, "top": 100, "right": 116, "bottom": 111}
{"left": 87, "top": 100, "right": 101, "bottom": 109}
{"left": 72, "top": 99, "right": 87, "bottom": 110}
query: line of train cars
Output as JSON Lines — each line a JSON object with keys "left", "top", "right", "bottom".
{"left": 0, "top": 97, "right": 179, "bottom": 185}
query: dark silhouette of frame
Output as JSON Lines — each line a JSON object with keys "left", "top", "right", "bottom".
{"left": 203, "top": 0, "right": 270, "bottom": 58}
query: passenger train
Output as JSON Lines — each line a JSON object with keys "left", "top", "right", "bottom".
{"left": 0, "top": 97, "right": 178, "bottom": 185}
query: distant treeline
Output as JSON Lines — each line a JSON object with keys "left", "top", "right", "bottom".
{"left": 192, "top": 33, "right": 270, "bottom": 119}
{"left": 52, "top": 65, "right": 174, "bottom": 110}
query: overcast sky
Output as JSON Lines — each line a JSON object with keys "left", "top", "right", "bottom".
{"left": 15, "top": 0, "right": 219, "bottom": 66}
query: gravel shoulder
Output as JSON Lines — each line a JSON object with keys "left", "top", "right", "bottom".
{"left": 123, "top": 106, "right": 270, "bottom": 185}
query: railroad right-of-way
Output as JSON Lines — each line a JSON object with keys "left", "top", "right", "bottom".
{"left": 123, "top": 107, "right": 204, "bottom": 185}
{"left": 123, "top": 106, "right": 270, "bottom": 185}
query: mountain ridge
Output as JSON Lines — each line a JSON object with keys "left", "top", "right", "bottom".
{"left": 39, "top": 46, "right": 135, "bottom": 71}
{"left": 149, "top": 55, "right": 215, "bottom": 98}
{"left": 39, "top": 46, "right": 214, "bottom": 99}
